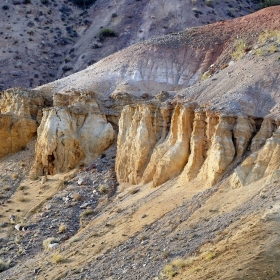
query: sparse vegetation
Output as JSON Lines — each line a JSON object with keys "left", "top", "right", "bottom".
{"left": 73, "top": 193, "right": 82, "bottom": 201}
{"left": 43, "top": 237, "right": 59, "bottom": 251}
{"left": 52, "top": 254, "right": 65, "bottom": 264}
{"left": 99, "top": 184, "right": 107, "bottom": 194}
{"left": 129, "top": 188, "right": 139, "bottom": 195}
{"left": 99, "top": 28, "right": 117, "bottom": 38}
{"left": 258, "top": 30, "right": 280, "bottom": 46}
{"left": 204, "top": 251, "right": 217, "bottom": 260}
{"left": 0, "top": 259, "right": 8, "bottom": 272}
{"left": 163, "top": 264, "right": 177, "bottom": 277}
{"left": 12, "top": 173, "right": 18, "bottom": 180}
{"left": 58, "top": 224, "right": 67, "bottom": 234}
{"left": 201, "top": 70, "right": 211, "bottom": 81}
{"left": 163, "top": 251, "right": 171, "bottom": 259}
{"left": 70, "top": 0, "right": 97, "bottom": 8}
{"left": 171, "top": 258, "right": 187, "bottom": 269}
{"left": 17, "top": 196, "right": 28, "bottom": 202}
{"left": 262, "top": 0, "right": 280, "bottom": 7}
{"left": 231, "top": 38, "right": 247, "bottom": 60}
{"left": 80, "top": 209, "right": 94, "bottom": 219}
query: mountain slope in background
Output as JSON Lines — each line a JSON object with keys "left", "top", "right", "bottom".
{"left": 0, "top": 0, "right": 265, "bottom": 90}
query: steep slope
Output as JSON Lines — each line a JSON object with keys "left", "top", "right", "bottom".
{"left": 0, "top": 0, "right": 267, "bottom": 90}
{"left": 37, "top": 6, "right": 280, "bottom": 119}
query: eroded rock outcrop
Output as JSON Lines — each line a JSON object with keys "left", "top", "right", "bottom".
{"left": 231, "top": 125, "right": 280, "bottom": 188}
{"left": 0, "top": 88, "right": 44, "bottom": 158}
{"left": 116, "top": 103, "right": 279, "bottom": 188}
{"left": 32, "top": 91, "right": 115, "bottom": 176}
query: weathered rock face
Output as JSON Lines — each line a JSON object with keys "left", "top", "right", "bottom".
{"left": 0, "top": 88, "right": 44, "bottom": 158}
{"left": 116, "top": 103, "right": 279, "bottom": 188}
{"left": 231, "top": 123, "right": 280, "bottom": 188}
{"left": 32, "top": 91, "right": 115, "bottom": 176}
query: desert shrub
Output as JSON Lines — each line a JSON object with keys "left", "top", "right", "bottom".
{"left": 205, "top": 0, "right": 213, "bottom": 7}
{"left": 258, "top": 30, "right": 280, "bottom": 45}
{"left": 192, "top": 7, "right": 203, "bottom": 18}
{"left": 23, "top": 0, "right": 31, "bottom": 3}
{"left": 263, "top": 0, "right": 280, "bottom": 7}
{"left": 231, "top": 38, "right": 247, "bottom": 60}
{"left": 162, "top": 264, "right": 177, "bottom": 277}
{"left": 171, "top": 258, "right": 187, "bottom": 269}
{"left": 80, "top": 209, "right": 94, "bottom": 218}
{"left": 99, "top": 28, "right": 117, "bottom": 38}
{"left": 267, "top": 44, "right": 277, "bottom": 53}
{"left": 52, "top": 254, "right": 64, "bottom": 264}
{"left": 2, "top": 5, "right": 9, "bottom": 10}
{"left": 41, "top": 0, "right": 49, "bottom": 5}
{"left": 99, "top": 184, "right": 107, "bottom": 194}
{"left": 69, "top": 0, "right": 97, "bottom": 8}
{"left": 201, "top": 71, "right": 211, "bottom": 81}
{"left": 58, "top": 224, "right": 67, "bottom": 234}
{"left": 0, "top": 259, "right": 8, "bottom": 272}
{"left": 43, "top": 237, "right": 59, "bottom": 250}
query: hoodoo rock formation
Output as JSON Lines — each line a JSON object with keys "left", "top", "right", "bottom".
{"left": 116, "top": 103, "right": 280, "bottom": 188}
{"left": 31, "top": 91, "right": 115, "bottom": 176}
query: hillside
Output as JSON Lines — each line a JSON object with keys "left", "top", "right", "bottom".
{"left": 0, "top": 5, "right": 280, "bottom": 280}
{"left": 0, "top": 0, "right": 266, "bottom": 90}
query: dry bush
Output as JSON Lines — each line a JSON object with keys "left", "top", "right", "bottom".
{"left": 43, "top": 237, "right": 59, "bottom": 251}
{"left": 52, "top": 254, "right": 64, "bottom": 264}
{"left": 58, "top": 224, "right": 67, "bottom": 234}
{"left": 72, "top": 193, "right": 82, "bottom": 201}
{"left": 231, "top": 38, "right": 247, "bottom": 60}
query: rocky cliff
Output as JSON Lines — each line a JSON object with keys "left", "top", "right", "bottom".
{"left": 0, "top": 88, "right": 45, "bottom": 158}
{"left": 116, "top": 103, "right": 279, "bottom": 188}
{"left": 31, "top": 90, "right": 115, "bottom": 176}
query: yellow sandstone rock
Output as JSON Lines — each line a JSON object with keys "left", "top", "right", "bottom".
{"left": 32, "top": 91, "right": 115, "bottom": 176}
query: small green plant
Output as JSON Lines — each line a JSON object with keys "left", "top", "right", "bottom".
{"left": 99, "top": 28, "right": 117, "bottom": 38}
{"left": 231, "top": 38, "right": 247, "bottom": 60}
{"left": 52, "top": 254, "right": 64, "bottom": 264}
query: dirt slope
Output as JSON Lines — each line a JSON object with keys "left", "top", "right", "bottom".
{"left": 0, "top": 0, "right": 265, "bottom": 90}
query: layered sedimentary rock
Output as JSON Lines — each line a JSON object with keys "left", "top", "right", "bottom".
{"left": 116, "top": 103, "right": 279, "bottom": 188}
{"left": 31, "top": 91, "right": 115, "bottom": 176}
{"left": 0, "top": 88, "right": 44, "bottom": 158}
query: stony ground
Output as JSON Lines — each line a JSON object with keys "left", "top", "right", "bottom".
{"left": 1, "top": 140, "right": 280, "bottom": 280}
